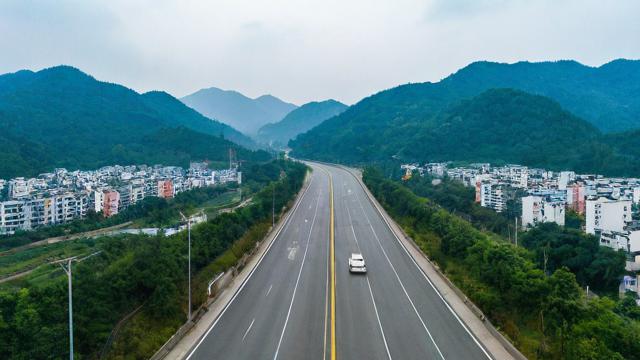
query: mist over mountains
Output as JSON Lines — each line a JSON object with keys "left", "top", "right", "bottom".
{"left": 257, "top": 99, "right": 348, "bottom": 146}
{"left": 181, "top": 87, "right": 298, "bottom": 135}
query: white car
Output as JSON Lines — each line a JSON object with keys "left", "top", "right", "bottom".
{"left": 348, "top": 253, "right": 367, "bottom": 273}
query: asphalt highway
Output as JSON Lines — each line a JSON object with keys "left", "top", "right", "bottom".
{"left": 185, "top": 163, "right": 491, "bottom": 360}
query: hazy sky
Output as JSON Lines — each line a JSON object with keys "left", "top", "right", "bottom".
{"left": 1, "top": 0, "right": 638, "bottom": 105}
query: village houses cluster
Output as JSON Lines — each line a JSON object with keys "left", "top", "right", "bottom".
{"left": 402, "top": 163, "right": 640, "bottom": 251}
{"left": 403, "top": 162, "right": 640, "bottom": 296}
{"left": 0, "top": 162, "right": 241, "bottom": 235}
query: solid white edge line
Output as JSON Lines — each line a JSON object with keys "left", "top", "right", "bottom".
{"left": 273, "top": 188, "right": 321, "bottom": 360}
{"left": 342, "top": 165, "right": 494, "bottom": 360}
{"left": 185, "top": 170, "right": 316, "bottom": 360}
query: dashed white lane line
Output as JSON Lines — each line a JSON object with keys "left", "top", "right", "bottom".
{"left": 273, "top": 191, "right": 321, "bottom": 360}
{"left": 354, "top": 184, "right": 446, "bottom": 360}
{"left": 242, "top": 318, "right": 255, "bottom": 342}
{"left": 344, "top": 182, "right": 392, "bottom": 360}
{"left": 266, "top": 284, "right": 273, "bottom": 297}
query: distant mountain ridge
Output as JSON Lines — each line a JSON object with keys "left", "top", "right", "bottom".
{"left": 0, "top": 66, "right": 268, "bottom": 178}
{"left": 291, "top": 87, "right": 640, "bottom": 177}
{"left": 440, "top": 59, "right": 640, "bottom": 132}
{"left": 257, "top": 99, "right": 347, "bottom": 146}
{"left": 290, "top": 59, "right": 640, "bottom": 175}
{"left": 181, "top": 87, "right": 297, "bottom": 135}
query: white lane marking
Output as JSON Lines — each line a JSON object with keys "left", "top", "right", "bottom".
{"left": 346, "top": 166, "right": 494, "bottom": 360}
{"left": 366, "top": 277, "right": 393, "bottom": 360}
{"left": 354, "top": 187, "right": 445, "bottom": 360}
{"left": 273, "top": 191, "right": 321, "bottom": 360}
{"left": 345, "top": 195, "right": 392, "bottom": 360}
{"left": 242, "top": 318, "right": 255, "bottom": 342}
{"left": 185, "top": 172, "right": 316, "bottom": 360}
{"left": 266, "top": 284, "right": 273, "bottom": 297}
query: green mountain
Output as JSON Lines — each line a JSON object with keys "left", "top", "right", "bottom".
{"left": 0, "top": 66, "right": 268, "bottom": 179}
{"left": 291, "top": 89, "right": 640, "bottom": 176}
{"left": 257, "top": 99, "right": 347, "bottom": 146}
{"left": 440, "top": 59, "right": 640, "bottom": 132}
{"left": 181, "top": 87, "right": 297, "bottom": 135}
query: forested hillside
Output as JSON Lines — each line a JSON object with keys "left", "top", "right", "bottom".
{"left": 0, "top": 66, "right": 262, "bottom": 178}
{"left": 292, "top": 88, "right": 640, "bottom": 176}
{"left": 257, "top": 99, "right": 347, "bottom": 146}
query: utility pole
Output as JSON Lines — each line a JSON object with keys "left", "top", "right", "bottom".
{"left": 179, "top": 212, "right": 192, "bottom": 321}
{"left": 272, "top": 186, "right": 275, "bottom": 227}
{"left": 61, "top": 259, "right": 74, "bottom": 360}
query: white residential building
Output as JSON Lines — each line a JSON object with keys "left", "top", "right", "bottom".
{"left": 480, "top": 183, "right": 508, "bottom": 212}
{"left": 586, "top": 197, "right": 632, "bottom": 235}
{"left": 521, "top": 195, "right": 565, "bottom": 228}
{"left": 494, "top": 165, "right": 528, "bottom": 188}
{"left": 8, "top": 178, "right": 31, "bottom": 199}
{"left": 0, "top": 201, "right": 29, "bottom": 234}
{"left": 600, "top": 230, "right": 640, "bottom": 252}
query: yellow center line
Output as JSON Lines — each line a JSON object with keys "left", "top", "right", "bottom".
{"left": 329, "top": 171, "right": 336, "bottom": 360}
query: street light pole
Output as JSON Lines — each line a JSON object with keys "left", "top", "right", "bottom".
{"left": 272, "top": 186, "right": 275, "bottom": 227}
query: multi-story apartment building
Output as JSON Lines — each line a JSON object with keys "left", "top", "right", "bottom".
{"left": 157, "top": 180, "right": 174, "bottom": 199}
{"left": 567, "top": 184, "right": 586, "bottom": 214}
{"left": 8, "top": 178, "right": 31, "bottom": 199}
{"left": 521, "top": 195, "right": 565, "bottom": 229}
{"left": 493, "top": 165, "right": 528, "bottom": 189}
{"left": 586, "top": 196, "right": 632, "bottom": 235}
{"left": 0, "top": 201, "right": 29, "bottom": 234}
{"left": 480, "top": 183, "right": 508, "bottom": 212}
{"left": 103, "top": 190, "right": 120, "bottom": 218}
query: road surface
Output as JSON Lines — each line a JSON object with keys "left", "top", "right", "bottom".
{"left": 185, "top": 163, "right": 491, "bottom": 360}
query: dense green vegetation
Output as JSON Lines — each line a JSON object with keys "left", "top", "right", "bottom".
{"left": 292, "top": 88, "right": 640, "bottom": 177}
{"left": 0, "top": 159, "right": 307, "bottom": 359}
{"left": 0, "top": 66, "right": 262, "bottom": 178}
{"left": 257, "top": 99, "right": 347, "bottom": 146}
{"left": 440, "top": 59, "right": 640, "bottom": 132}
{"left": 363, "top": 168, "right": 636, "bottom": 359}
{"left": 181, "top": 87, "right": 297, "bottom": 135}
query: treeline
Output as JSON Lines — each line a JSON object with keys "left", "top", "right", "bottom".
{"left": 0, "top": 185, "right": 234, "bottom": 251}
{"left": 0, "top": 159, "right": 307, "bottom": 359}
{"left": 403, "top": 174, "right": 625, "bottom": 294}
{"left": 363, "top": 168, "right": 638, "bottom": 359}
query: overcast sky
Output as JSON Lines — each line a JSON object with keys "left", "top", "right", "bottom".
{"left": 1, "top": 0, "right": 638, "bottom": 105}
